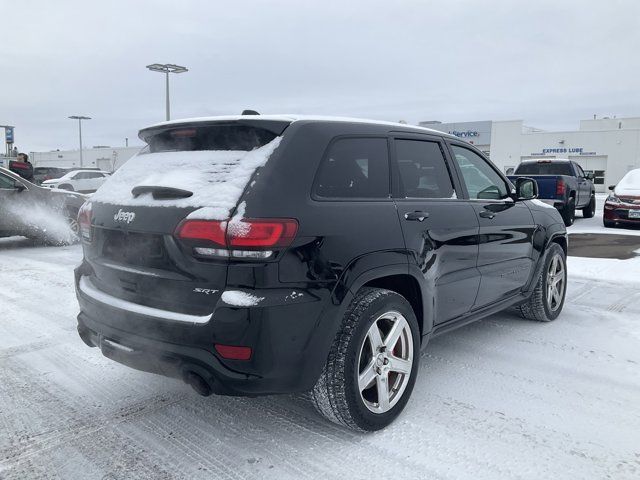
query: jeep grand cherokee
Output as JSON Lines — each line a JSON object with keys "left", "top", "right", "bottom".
{"left": 75, "top": 115, "right": 568, "bottom": 431}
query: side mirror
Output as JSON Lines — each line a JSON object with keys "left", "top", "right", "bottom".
{"left": 608, "top": 185, "right": 616, "bottom": 191}
{"left": 515, "top": 177, "right": 538, "bottom": 200}
{"left": 13, "top": 182, "right": 26, "bottom": 192}
{"left": 585, "top": 172, "right": 594, "bottom": 180}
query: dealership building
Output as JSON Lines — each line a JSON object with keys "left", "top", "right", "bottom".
{"left": 27, "top": 116, "right": 640, "bottom": 194}
{"left": 421, "top": 117, "right": 640, "bottom": 193}
{"left": 30, "top": 145, "right": 142, "bottom": 172}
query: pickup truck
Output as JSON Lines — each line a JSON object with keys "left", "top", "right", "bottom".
{"left": 508, "top": 158, "right": 596, "bottom": 226}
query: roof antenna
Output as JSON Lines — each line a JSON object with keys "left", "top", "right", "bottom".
{"left": 242, "top": 109, "right": 260, "bottom": 115}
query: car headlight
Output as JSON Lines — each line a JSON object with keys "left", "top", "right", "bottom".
{"left": 606, "top": 193, "right": 620, "bottom": 204}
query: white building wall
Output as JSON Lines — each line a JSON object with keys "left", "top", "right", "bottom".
{"left": 30, "top": 146, "right": 142, "bottom": 172}
{"left": 489, "top": 120, "right": 640, "bottom": 191}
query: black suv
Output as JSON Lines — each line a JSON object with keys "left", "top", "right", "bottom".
{"left": 75, "top": 115, "right": 568, "bottom": 431}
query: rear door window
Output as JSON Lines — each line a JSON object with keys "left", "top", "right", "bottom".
{"left": 394, "top": 139, "right": 455, "bottom": 198}
{"left": 314, "top": 137, "right": 389, "bottom": 199}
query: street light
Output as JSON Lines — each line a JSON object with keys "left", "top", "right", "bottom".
{"left": 146, "top": 63, "right": 188, "bottom": 121}
{"left": 68, "top": 116, "right": 91, "bottom": 168}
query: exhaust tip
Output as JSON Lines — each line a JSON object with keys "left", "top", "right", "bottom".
{"left": 186, "top": 372, "right": 212, "bottom": 397}
{"left": 77, "top": 325, "right": 97, "bottom": 348}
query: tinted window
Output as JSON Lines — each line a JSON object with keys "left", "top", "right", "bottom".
{"left": 395, "top": 140, "right": 454, "bottom": 198}
{"left": 515, "top": 162, "right": 573, "bottom": 176}
{"left": 314, "top": 138, "right": 389, "bottom": 198}
{"left": 451, "top": 145, "right": 509, "bottom": 200}
{"left": 0, "top": 173, "right": 15, "bottom": 189}
{"left": 86, "top": 172, "right": 103, "bottom": 178}
{"left": 574, "top": 163, "right": 585, "bottom": 177}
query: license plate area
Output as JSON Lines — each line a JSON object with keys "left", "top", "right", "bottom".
{"left": 102, "top": 230, "right": 167, "bottom": 267}
{"left": 628, "top": 210, "right": 640, "bottom": 219}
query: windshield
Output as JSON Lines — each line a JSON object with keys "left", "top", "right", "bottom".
{"left": 515, "top": 162, "right": 573, "bottom": 176}
{"left": 619, "top": 170, "right": 640, "bottom": 188}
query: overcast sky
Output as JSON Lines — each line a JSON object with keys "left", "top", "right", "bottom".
{"left": 2, "top": 0, "right": 639, "bottom": 152}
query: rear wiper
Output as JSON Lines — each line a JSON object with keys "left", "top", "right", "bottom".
{"left": 131, "top": 185, "right": 193, "bottom": 200}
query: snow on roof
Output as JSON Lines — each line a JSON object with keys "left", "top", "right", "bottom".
{"left": 143, "top": 114, "right": 455, "bottom": 138}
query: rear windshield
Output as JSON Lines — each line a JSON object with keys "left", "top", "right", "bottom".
{"left": 143, "top": 125, "right": 277, "bottom": 153}
{"left": 515, "top": 162, "right": 573, "bottom": 176}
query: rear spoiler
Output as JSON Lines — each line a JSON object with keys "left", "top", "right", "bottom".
{"left": 138, "top": 119, "right": 292, "bottom": 142}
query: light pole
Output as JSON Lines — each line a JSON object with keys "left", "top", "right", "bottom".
{"left": 68, "top": 116, "right": 91, "bottom": 168}
{"left": 146, "top": 63, "right": 188, "bottom": 121}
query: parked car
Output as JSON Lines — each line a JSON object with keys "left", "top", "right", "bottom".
{"left": 42, "top": 169, "right": 111, "bottom": 193}
{"left": 74, "top": 115, "right": 568, "bottom": 431}
{"left": 0, "top": 167, "right": 86, "bottom": 243}
{"left": 604, "top": 168, "right": 640, "bottom": 228}
{"left": 33, "top": 166, "right": 71, "bottom": 185}
{"left": 508, "top": 158, "right": 595, "bottom": 226}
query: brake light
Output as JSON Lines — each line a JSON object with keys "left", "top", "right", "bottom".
{"left": 176, "top": 220, "right": 226, "bottom": 245}
{"left": 175, "top": 217, "right": 298, "bottom": 258}
{"left": 227, "top": 219, "right": 298, "bottom": 247}
{"left": 214, "top": 344, "right": 252, "bottom": 360}
{"left": 556, "top": 179, "right": 566, "bottom": 196}
{"left": 78, "top": 202, "right": 92, "bottom": 242}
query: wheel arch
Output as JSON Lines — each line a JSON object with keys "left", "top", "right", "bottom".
{"left": 362, "top": 274, "right": 424, "bottom": 337}
{"left": 524, "top": 227, "right": 567, "bottom": 294}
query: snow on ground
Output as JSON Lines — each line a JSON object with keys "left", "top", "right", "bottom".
{"left": 0, "top": 206, "right": 639, "bottom": 479}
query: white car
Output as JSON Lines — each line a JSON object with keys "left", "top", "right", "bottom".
{"left": 42, "top": 169, "right": 111, "bottom": 193}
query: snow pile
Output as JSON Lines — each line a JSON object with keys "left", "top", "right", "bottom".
{"left": 4, "top": 201, "right": 76, "bottom": 245}
{"left": 221, "top": 290, "right": 264, "bottom": 307}
{"left": 91, "top": 137, "right": 281, "bottom": 220}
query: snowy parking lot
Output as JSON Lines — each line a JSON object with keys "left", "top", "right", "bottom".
{"left": 1, "top": 200, "right": 639, "bottom": 480}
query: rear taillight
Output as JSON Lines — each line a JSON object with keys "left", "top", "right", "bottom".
{"left": 556, "top": 179, "right": 566, "bottom": 196}
{"left": 214, "top": 344, "right": 252, "bottom": 360}
{"left": 176, "top": 218, "right": 298, "bottom": 259}
{"left": 78, "top": 202, "right": 92, "bottom": 242}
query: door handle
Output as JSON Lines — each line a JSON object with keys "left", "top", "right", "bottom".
{"left": 479, "top": 210, "right": 496, "bottom": 219}
{"left": 404, "top": 211, "right": 429, "bottom": 222}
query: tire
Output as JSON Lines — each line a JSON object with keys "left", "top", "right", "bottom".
{"left": 561, "top": 198, "right": 575, "bottom": 226}
{"left": 582, "top": 195, "right": 596, "bottom": 218}
{"left": 518, "top": 243, "right": 567, "bottom": 322}
{"left": 58, "top": 184, "right": 74, "bottom": 191}
{"left": 310, "top": 288, "right": 420, "bottom": 431}
{"left": 603, "top": 219, "right": 615, "bottom": 228}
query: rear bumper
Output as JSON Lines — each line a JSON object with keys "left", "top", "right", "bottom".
{"left": 75, "top": 268, "right": 340, "bottom": 396}
{"left": 77, "top": 313, "right": 251, "bottom": 396}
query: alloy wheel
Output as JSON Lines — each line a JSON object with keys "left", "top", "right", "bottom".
{"left": 546, "top": 254, "right": 565, "bottom": 312}
{"left": 357, "top": 311, "right": 414, "bottom": 414}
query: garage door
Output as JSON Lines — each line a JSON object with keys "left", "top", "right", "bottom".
{"left": 570, "top": 156, "right": 607, "bottom": 193}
